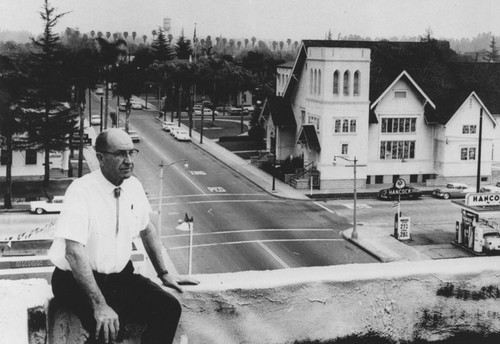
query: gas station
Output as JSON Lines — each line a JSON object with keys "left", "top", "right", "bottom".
{"left": 452, "top": 193, "right": 500, "bottom": 254}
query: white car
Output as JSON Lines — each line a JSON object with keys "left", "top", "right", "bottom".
{"left": 162, "top": 122, "right": 177, "bottom": 132}
{"left": 119, "top": 103, "right": 127, "bottom": 111}
{"left": 479, "top": 185, "right": 500, "bottom": 193}
{"left": 194, "top": 108, "right": 218, "bottom": 116}
{"left": 175, "top": 130, "right": 191, "bottom": 141}
{"left": 90, "top": 115, "right": 101, "bottom": 125}
{"left": 243, "top": 105, "right": 255, "bottom": 113}
{"left": 483, "top": 231, "right": 500, "bottom": 251}
{"left": 171, "top": 128, "right": 182, "bottom": 137}
{"left": 432, "top": 182, "right": 472, "bottom": 199}
{"left": 130, "top": 101, "right": 143, "bottom": 110}
{"left": 128, "top": 129, "right": 141, "bottom": 142}
{"left": 30, "top": 196, "right": 65, "bottom": 214}
{"left": 95, "top": 87, "right": 104, "bottom": 95}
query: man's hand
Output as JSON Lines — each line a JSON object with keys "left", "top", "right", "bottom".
{"left": 94, "top": 304, "right": 120, "bottom": 343}
{"left": 160, "top": 273, "right": 183, "bottom": 293}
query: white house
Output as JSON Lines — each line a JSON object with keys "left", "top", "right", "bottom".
{"left": 263, "top": 40, "right": 500, "bottom": 190}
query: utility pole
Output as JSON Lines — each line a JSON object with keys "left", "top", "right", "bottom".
{"left": 476, "top": 107, "right": 483, "bottom": 192}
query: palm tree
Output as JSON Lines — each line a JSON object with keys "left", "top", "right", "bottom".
{"left": 123, "top": 31, "right": 129, "bottom": 41}
{"left": 132, "top": 31, "right": 137, "bottom": 42}
{"left": 215, "top": 37, "right": 220, "bottom": 51}
{"left": 142, "top": 34, "right": 147, "bottom": 44}
{"left": 279, "top": 41, "right": 284, "bottom": 55}
{"left": 286, "top": 38, "right": 291, "bottom": 51}
{"left": 112, "top": 32, "right": 118, "bottom": 41}
{"left": 244, "top": 38, "right": 249, "bottom": 49}
{"left": 237, "top": 41, "right": 242, "bottom": 51}
{"left": 90, "top": 30, "right": 95, "bottom": 38}
{"left": 106, "top": 31, "right": 111, "bottom": 40}
{"left": 222, "top": 38, "right": 227, "bottom": 53}
{"left": 272, "top": 41, "right": 277, "bottom": 51}
{"left": 251, "top": 36, "right": 256, "bottom": 48}
{"left": 293, "top": 41, "right": 299, "bottom": 51}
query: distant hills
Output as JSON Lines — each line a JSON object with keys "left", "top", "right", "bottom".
{"left": 0, "top": 30, "right": 32, "bottom": 43}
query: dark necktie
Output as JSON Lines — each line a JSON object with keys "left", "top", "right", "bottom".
{"left": 114, "top": 187, "right": 121, "bottom": 234}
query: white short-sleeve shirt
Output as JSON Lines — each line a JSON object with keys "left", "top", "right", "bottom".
{"left": 49, "top": 169, "right": 152, "bottom": 274}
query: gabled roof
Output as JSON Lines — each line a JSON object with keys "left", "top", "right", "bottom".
{"left": 370, "top": 70, "right": 436, "bottom": 110}
{"left": 262, "top": 96, "right": 296, "bottom": 127}
{"left": 285, "top": 39, "right": 500, "bottom": 126}
{"left": 297, "top": 125, "right": 320, "bottom": 151}
{"left": 447, "top": 91, "right": 497, "bottom": 128}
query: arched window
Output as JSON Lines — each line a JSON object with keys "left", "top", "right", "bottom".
{"left": 313, "top": 69, "right": 317, "bottom": 94}
{"left": 353, "top": 71, "right": 360, "bottom": 96}
{"left": 318, "top": 70, "right": 321, "bottom": 95}
{"left": 343, "top": 71, "right": 350, "bottom": 96}
{"left": 333, "top": 70, "right": 339, "bottom": 95}
{"left": 310, "top": 69, "right": 313, "bottom": 94}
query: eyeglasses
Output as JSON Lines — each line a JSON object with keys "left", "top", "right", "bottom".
{"left": 99, "top": 149, "right": 139, "bottom": 159}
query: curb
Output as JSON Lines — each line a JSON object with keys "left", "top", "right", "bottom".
{"left": 341, "top": 228, "right": 402, "bottom": 263}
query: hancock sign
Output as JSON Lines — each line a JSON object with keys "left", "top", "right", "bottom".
{"left": 465, "top": 193, "right": 500, "bottom": 207}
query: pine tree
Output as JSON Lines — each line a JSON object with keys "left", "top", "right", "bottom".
{"left": 486, "top": 36, "right": 499, "bottom": 62}
{"left": 175, "top": 34, "right": 193, "bottom": 60}
{"left": 25, "top": 0, "right": 77, "bottom": 186}
{"left": 152, "top": 28, "right": 176, "bottom": 61}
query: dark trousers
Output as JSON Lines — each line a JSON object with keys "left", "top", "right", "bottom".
{"left": 51, "top": 261, "right": 181, "bottom": 344}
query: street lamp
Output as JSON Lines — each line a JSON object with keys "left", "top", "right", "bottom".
{"left": 157, "top": 159, "right": 189, "bottom": 238}
{"left": 333, "top": 155, "right": 365, "bottom": 240}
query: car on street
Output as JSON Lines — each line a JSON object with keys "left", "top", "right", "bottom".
{"left": 432, "top": 182, "right": 472, "bottom": 199}
{"left": 30, "top": 196, "right": 65, "bottom": 214}
{"left": 90, "top": 115, "right": 101, "bottom": 125}
{"left": 95, "top": 87, "right": 104, "bottom": 95}
{"left": 479, "top": 185, "right": 500, "bottom": 193}
{"left": 162, "top": 121, "right": 177, "bottom": 132}
{"left": 243, "top": 105, "right": 255, "bottom": 113}
{"left": 127, "top": 129, "right": 141, "bottom": 142}
{"left": 130, "top": 101, "right": 143, "bottom": 110}
{"left": 377, "top": 185, "right": 423, "bottom": 200}
{"left": 194, "top": 108, "right": 218, "bottom": 116}
{"left": 175, "top": 129, "right": 191, "bottom": 141}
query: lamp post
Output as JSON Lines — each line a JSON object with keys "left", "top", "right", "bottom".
{"left": 157, "top": 159, "right": 189, "bottom": 238}
{"left": 333, "top": 155, "right": 365, "bottom": 240}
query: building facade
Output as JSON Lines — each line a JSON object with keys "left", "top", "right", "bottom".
{"left": 266, "top": 40, "right": 500, "bottom": 190}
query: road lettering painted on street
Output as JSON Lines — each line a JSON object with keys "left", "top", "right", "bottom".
{"left": 208, "top": 187, "right": 226, "bottom": 193}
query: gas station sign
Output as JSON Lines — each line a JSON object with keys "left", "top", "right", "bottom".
{"left": 465, "top": 193, "right": 500, "bottom": 207}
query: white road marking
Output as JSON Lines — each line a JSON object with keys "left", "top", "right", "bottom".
{"left": 257, "top": 241, "right": 290, "bottom": 269}
{"left": 148, "top": 193, "right": 268, "bottom": 200}
{"left": 313, "top": 202, "right": 336, "bottom": 213}
{"left": 167, "top": 238, "right": 344, "bottom": 250}
{"left": 159, "top": 199, "right": 286, "bottom": 206}
{"left": 342, "top": 203, "right": 372, "bottom": 209}
{"left": 207, "top": 187, "right": 226, "bottom": 193}
{"left": 163, "top": 228, "right": 335, "bottom": 239}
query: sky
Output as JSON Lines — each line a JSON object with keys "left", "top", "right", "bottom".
{"left": 1, "top": 0, "right": 500, "bottom": 42}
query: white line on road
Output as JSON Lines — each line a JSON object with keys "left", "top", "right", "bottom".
{"left": 162, "top": 227, "right": 335, "bottom": 238}
{"left": 148, "top": 193, "right": 269, "bottom": 200}
{"left": 257, "top": 241, "right": 290, "bottom": 269}
{"left": 167, "top": 238, "right": 343, "bottom": 250}
{"left": 313, "top": 202, "right": 336, "bottom": 213}
{"left": 158, "top": 199, "right": 286, "bottom": 206}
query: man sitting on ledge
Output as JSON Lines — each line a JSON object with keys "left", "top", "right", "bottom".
{"left": 49, "top": 128, "right": 183, "bottom": 344}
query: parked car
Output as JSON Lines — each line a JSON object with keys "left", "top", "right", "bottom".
{"left": 170, "top": 128, "right": 182, "bottom": 137}
{"left": 119, "top": 102, "right": 127, "bottom": 111}
{"left": 130, "top": 101, "right": 143, "bottom": 110}
{"left": 432, "top": 182, "right": 472, "bottom": 199}
{"left": 95, "top": 87, "right": 104, "bottom": 95}
{"left": 480, "top": 185, "right": 500, "bottom": 193}
{"left": 90, "top": 115, "right": 101, "bottom": 125}
{"left": 377, "top": 185, "right": 423, "bottom": 201}
{"left": 122, "top": 129, "right": 141, "bottom": 142}
{"left": 194, "top": 108, "right": 218, "bottom": 116}
{"left": 483, "top": 230, "right": 500, "bottom": 252}
{"left": 162, "top": 121, "right": 177, "bottom": 132}
{"left": 243, "top": 105, "right": 255, "bottom": 113}
{"left": 175, "top": 130, "right": 191, "bottom": 141}
{"left": 30, "top": 196, "right": 65, "bottom": 214}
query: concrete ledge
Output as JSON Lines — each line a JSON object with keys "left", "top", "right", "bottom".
{"left": 4, "top": 257, "right": 500, "bottom": 344}
{"left": 177, "top": 257, "right": 500, "bottom": 343}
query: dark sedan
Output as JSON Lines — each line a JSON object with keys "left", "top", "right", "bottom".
{"left": 378, "top": 186, "right": 423, "bottom": 200}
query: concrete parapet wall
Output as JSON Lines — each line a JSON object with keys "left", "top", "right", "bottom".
{"left": 3, "top": 257, "right": 500, "bottom": 344}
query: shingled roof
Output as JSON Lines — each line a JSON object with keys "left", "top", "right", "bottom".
{"left": 285, "top": 40, "right": 500, "bottom": 125}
